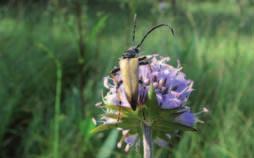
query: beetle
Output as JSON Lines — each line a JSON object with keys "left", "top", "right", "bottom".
{"left": 111, "top": 16, "right": 174, "bottom": 111}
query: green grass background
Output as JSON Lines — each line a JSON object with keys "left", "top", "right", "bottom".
{"left": 0, "top": 0, "right": 254, "bottom": 157}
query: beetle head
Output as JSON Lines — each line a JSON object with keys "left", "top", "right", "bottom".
{"left": 122, "top": 47, "right": 139, "bottom": 58}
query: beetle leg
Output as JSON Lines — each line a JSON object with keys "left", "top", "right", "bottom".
{"left": 117, "top": 80, "right": 123, "bottom": 88}
{"left": 138, "top": 56, "right": 152, "bottom": 66}
{"left": 110, "top": 67, "right": 123, "bottom": 89}
{"left": 139, "top": 61, "right": 149, "bottom": 65}
{"left": 111, "top": 66, "right": 120, "bottom": 74}
{"left": 115, "top": 88, "right": 122, "bottom": 125}
{"left": 117, "top": 104, "right": 122, "bottom": 123}
{"left": 138, "top": 56, "right": 147, "bottom": 61}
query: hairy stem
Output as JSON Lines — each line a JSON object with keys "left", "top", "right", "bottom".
{"left": 143, "top": 123, "right": 153, "bottom": 158}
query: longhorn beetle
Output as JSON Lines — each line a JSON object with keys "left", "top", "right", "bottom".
{"left": 111, "top": 15, "right": 174, "bottom": 111}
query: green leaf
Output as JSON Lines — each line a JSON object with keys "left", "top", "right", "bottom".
{"left": 146, "top": 85, "right": 161, "bottom": 121}
{"left": 103, "top": 113, "right": 122, "bottom": 119}
{"left": 97, "top": 130, "right": 119, "bottom": 158}
{"left": 147, "top": 85, "right": 158, "bottom": 108}
{"left": 80, "top": 118, "right": 96, "bottom": 141}
{"left": 171, "top": 122, "right": 197, "bottom": 132}
{"left": 154, "top": 119, "right": 197, "bottom": 132}
{"left": 91, "top": 124, "right": 117, "bottom": 134}
{"left": 104, "top": 104, "right": 132, "bottom": 113}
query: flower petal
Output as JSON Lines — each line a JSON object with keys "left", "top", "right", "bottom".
{"left": 174, "top": 112, "right": 196, "bottom": 127}
{"left": 125, "top": 134, "right": 138, "bottom": 145}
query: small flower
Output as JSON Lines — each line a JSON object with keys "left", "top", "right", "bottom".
{"left": 175, "top": 111, "right": 196, "bottom": 127}
{"left": 93, "top": 54, "right": 199, "bottom": 150}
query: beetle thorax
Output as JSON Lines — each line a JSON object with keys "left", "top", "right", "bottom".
{"left": 122, "top": 47, "right": 139, "bottom": 58}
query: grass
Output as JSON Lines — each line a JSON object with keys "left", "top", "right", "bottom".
{"left": 0, "top": 1, "right": 254, "bottom": 158}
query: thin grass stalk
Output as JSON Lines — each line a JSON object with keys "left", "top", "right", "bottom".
{"left": 75, "top": 2, "right": 86, "bottom": 115}
{"left": 53, "top": 61, "right": 62, "bottom": 158}
{"left": 37, "top": 44, "right": 62, "bottom": 158}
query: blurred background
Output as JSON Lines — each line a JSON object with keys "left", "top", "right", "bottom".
{"left": 0, "top": 0, "right": 254, "bottom": 157}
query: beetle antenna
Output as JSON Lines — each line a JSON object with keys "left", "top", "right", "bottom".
{"left": 135, "top": 24, "right": 175, "bottom": 49}
{"left": 132, "top": 14, "right": 137, "bottom": 46}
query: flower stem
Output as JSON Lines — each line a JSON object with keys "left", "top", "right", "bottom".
{"left": 143, "top": 123, "right": 153, "bottom": 158}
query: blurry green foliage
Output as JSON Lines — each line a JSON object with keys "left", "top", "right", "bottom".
{"left": 0, "top": 0, "right": 254, "bottom": 158}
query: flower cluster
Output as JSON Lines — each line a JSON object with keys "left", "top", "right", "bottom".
{"left": 94, "top": 54, "right": 198, "bottom": 151}
{"left": 104, "top": 55, "right": 193, "bottom": 110}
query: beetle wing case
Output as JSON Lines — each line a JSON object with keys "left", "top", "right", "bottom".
{"left": 119, "top": 58, "right": 139, "bottom": 110}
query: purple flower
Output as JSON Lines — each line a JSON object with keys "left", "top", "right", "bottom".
{"left": 125, "top": 134, "right": 138, "bottom": 145}
{"left": 97, "top": 54, "right": 198, "bottom": 150}
{"left": 104, "top": 55, "right": 193, "bottom": 110}
{"left": 175, "top": 111, "right": 196, "bottom": 127}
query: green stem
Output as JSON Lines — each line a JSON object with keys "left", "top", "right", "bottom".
{"left": 143, "top": 123, "right": 153, "bottom": 158}
{"left": 75, "top": 1, "right": 86, "bottom": 116}
{"left": 37, "top": 44, "right": 62, "bottom": 158}
{"left": 53, "top": 61, "right": 62, "bottom": 158}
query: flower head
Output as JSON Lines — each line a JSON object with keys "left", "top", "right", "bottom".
{"left": 93, "top": 54, "right": 198, "bottom": 150}
{"left": 104, "top": 55, "right": 193, "bottom": 109}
